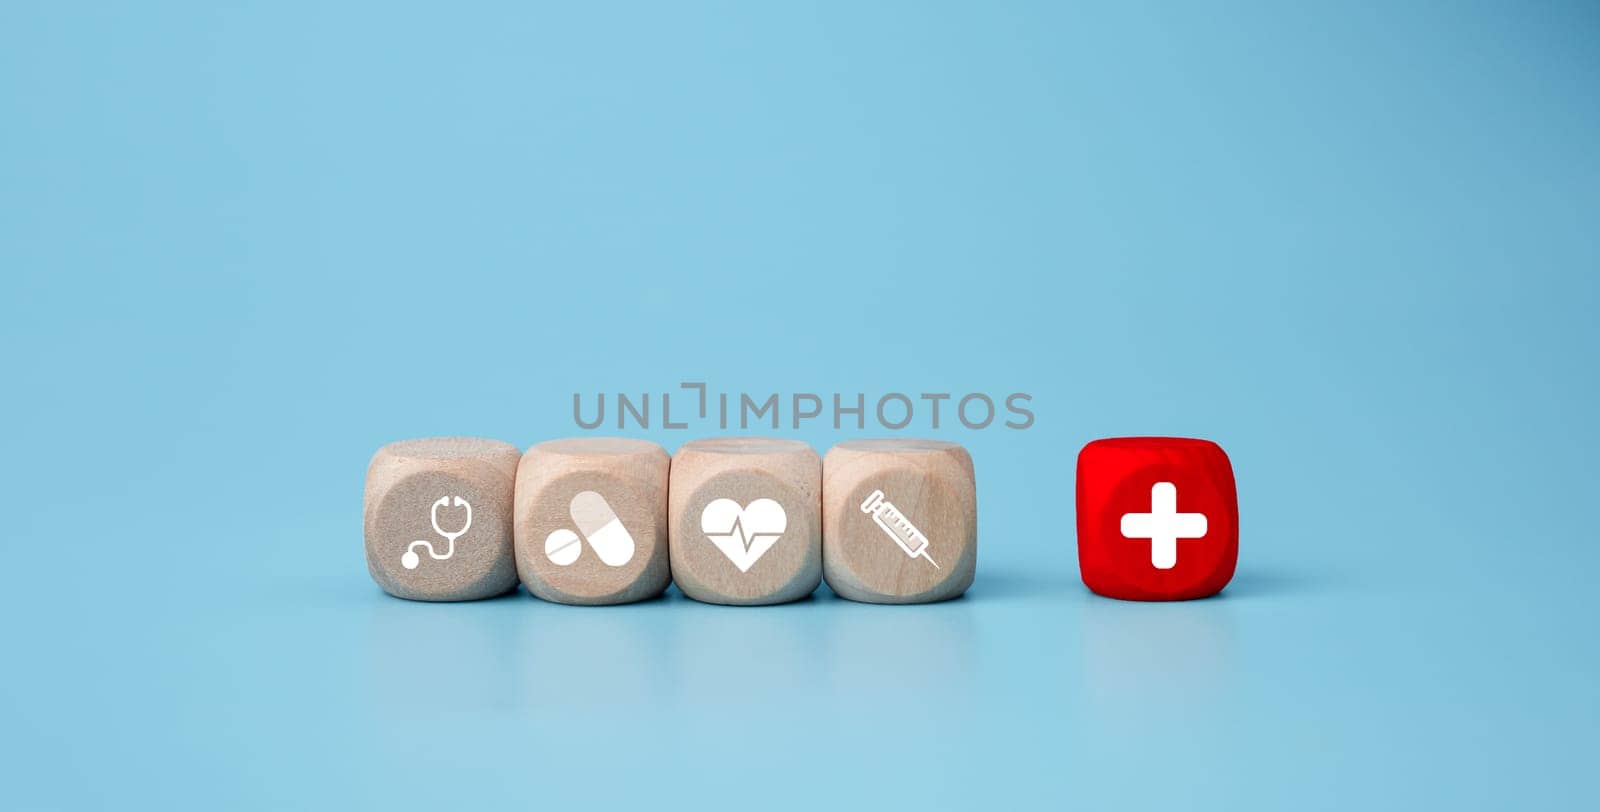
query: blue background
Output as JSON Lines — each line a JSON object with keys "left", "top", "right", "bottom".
{"left": 3, "top": 2, "right": 1597, "bottom": 808}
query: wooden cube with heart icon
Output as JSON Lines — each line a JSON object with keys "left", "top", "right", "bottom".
{"left": 668, "top": 437, "right": 822, "bottom": 605}
{"left": 513, "top": 437, "right": 672, "bottom": 605}
{"left": 822, "top": 439, "right": 977, "bottom": 603}
{"left": 364, "top": 437, "right": 522, "bottom": 601}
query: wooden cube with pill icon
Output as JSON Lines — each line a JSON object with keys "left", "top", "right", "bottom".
{"left": 668, "top": 438, "right": 822, "bottom": 605}
{"left": 513, "top": 438, "right": 672, "bottom": 605}
{"left": 364, "top": 437, "right": 522, "bottom": 601}
{"left": 822, "top": 439, "right": 976, "bottom": 603}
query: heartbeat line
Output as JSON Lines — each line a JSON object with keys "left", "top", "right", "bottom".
{"left": 720, "top": 514, "right": 781, "bottom": 552}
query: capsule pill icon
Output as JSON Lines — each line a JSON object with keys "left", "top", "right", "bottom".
{"left": 544, "top": 490, "right": 636, "bottom": 568}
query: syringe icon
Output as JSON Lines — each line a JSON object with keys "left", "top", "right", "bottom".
{"left": 860, "top": 489, "right": 940, "bottom": 569}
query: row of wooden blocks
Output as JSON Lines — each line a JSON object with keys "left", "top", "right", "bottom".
{"left": 363, "top": 436, "right": 976, "bottom": 605}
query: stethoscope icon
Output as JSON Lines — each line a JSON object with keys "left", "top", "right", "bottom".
{"left": 400, "top": 496, "right": 472, "bottom": 570}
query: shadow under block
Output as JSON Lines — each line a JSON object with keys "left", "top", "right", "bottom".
{"left": 514, "top": 437, "right": 671, "bottom": 605}
{"left": 668, "top": 437, "right": 822, "bottom": 605}
{"left": 822, "top": 439, "right": 977, "bottom": 604}
{"left": 364, "top": 437, "right": 521, "bottom": 602}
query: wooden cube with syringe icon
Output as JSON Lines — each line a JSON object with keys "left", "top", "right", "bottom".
{"left": 822, "top": 439, "right": 977, "bottom": 603}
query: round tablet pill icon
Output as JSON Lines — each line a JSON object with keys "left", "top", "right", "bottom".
{"left": 544, "top": 528, "right": 583, "bottom": 566}
{"left": 540, "top": 491, "right": 636, "bottom": 567}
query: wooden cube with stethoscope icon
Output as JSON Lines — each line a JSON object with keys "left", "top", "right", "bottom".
{"left": 363, "top": 437, "right": 521, "bottom": 602}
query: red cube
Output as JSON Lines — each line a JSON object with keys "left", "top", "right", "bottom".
{"left": 1076, "top": 437, "right": 1238, "bottom": 601}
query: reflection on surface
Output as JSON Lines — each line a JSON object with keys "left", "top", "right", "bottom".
{"left": 666, "top": 596, "right": 822, "bottom": 707}
{"left": 1080, "top": 592, "right": 1238, "bottom": 721}
{"left": 822, "top": 593, "right": 979, "bottom": 713}
{"left": 509, "top": 596, "right": 672, "bottom": 711}
{"left": 358, "top": 582, "right": 990, "bottom": 719}
{"left": 361, "top": 591, "right": 523, "bottom": 715}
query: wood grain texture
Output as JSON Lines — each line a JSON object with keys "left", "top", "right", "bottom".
{"left": 668, "top": 437, "right": 821, "bottom": 605}
{"left": 822, "top": 439, "right": 976, "bottom": 604}
{"left": 514, "top": 437, "right": 671, "bottom": 605}
{"left": 363, "top": 437, "right": 521, "bottom": 602}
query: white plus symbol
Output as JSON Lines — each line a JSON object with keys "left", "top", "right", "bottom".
{"left": 1120, "top": 482, "right": 1208, "bottom": 569}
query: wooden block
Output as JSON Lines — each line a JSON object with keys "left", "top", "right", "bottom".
{"left": 364, "top": 437, "right": 521, "bottom": 601}
{"left": 823, "top": 439, "right": 976, "bottom": 603}
{"left": 668, "top": 437, "right": 821, "bottom": 605}
{"left": 513, "top": 437, "right": 671, "bottom": 605}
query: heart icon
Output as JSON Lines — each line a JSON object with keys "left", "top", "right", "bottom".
{"left": 700, "top": 498, "right": 787, "bottom": 573}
